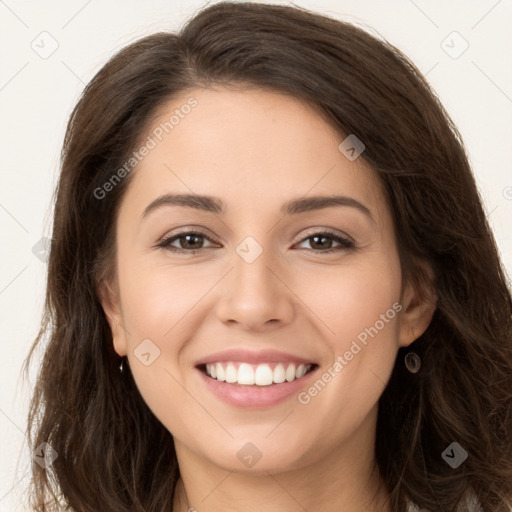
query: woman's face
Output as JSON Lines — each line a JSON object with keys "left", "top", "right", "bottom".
{"left": 104, "top": 86, "right": 425, "bottom": 474}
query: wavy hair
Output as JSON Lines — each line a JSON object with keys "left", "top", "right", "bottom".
{"left": 24, "top": 2, "right": 512, "bottom": 511}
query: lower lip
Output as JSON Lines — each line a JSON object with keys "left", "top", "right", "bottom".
{"left": 197, "top": 367, "right": 318, "bottom": 408}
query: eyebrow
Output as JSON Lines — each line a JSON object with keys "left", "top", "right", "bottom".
{"left": 141, "top": 193, "right": 374, "bottom": 222}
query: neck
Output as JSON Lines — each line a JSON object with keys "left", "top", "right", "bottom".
{"left": 173, "top": 463, "right": 390, "bottom": 512}
{"left": 171, "top": 410, "right": 391, "bottom": 512}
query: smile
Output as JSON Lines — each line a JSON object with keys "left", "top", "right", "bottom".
{"left": 202, "top": 361, "right": 315, "bottom": 386}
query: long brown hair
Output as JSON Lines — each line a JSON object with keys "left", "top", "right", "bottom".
{"left": 24, "top": 2, "right": 512, "bottom": 511}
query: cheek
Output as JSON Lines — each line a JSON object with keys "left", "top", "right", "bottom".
{"left": 116, "top": 259, "right": 221, "bottom": 422}
{"left": 118, "top": 256, "right": 213, "bottom": 338}
{"left": 293, "top": 253, "right": 402, "bottom": 416}
{"left": 116, "top": 262, "right": 204, "bottom": 432}
{"left": 296, "top": 251, "right": 402, "bottom": 346}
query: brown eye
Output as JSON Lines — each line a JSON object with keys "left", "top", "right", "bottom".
{"left": 297, "top": 232, "right": 354, "bottom": 253}
{"left": 158, "top": 231, "right": 217, "bottom": 252}
{"left": 176, "top": 233, "right": 205, "bottom": 250}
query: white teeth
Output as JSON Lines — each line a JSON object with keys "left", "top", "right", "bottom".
{"left": 285, "top": 364, "right": 296, "bottom": 382}
{"left": 296, "top": 364, "right": 307, "bottom": 378}
{"left": 254, "top": 364, "right": 273, "bottom": 386}
{"left": 204, "top": 362, "right": 313, "bottom": 386}
{"left": 206, "top": 364, "right": 218, "bottom": 378}
{"left": 237, "top": 363, "right": 255, "bottom": 385}
{"left": 216, "top": 363, "right": 226, "bottom": 382}
{"left": 273, "top": 363, "right": 286, "bottom": 383}
{"left": 225, "top": 363, "right": 237, "bottom": 383}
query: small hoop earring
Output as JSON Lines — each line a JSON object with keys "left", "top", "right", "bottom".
{"left": 119, "top": 358, "right": 125, "bottom": 374}
{"left": 404, "top": 352, "right": 421, "bottom": 374}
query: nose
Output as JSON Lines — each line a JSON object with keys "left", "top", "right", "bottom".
{"left": 215, "top": 243, "right": 295, "bottom": 332}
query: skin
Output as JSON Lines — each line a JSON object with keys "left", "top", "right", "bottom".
{"left": 101, "top": 86, "right": 436, "bottom": 512}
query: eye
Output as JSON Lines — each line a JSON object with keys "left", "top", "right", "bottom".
{"left": 295, "top": 231, "right": 355, "bottom": 253}
{"left": 157, "top": 231, "right": 218, "bottom": 253}
{"left": 156, "top": 229, "right": 355, "bottom": 255}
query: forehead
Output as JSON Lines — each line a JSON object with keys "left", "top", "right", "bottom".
{"left": 122, "top": 86, "right": 388, "bottom": 221}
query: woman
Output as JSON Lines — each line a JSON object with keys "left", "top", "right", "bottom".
{"left": 24, "top": 2, "right": 512, "bottom": 511}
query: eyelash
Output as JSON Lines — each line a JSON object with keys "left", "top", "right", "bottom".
{"left": 156, "top": 229, "right": 355, "bottom": 254}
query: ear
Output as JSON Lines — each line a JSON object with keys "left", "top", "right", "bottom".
{"left": 97, "top": 278, "right": 128, "bottom": 357}
{"left": 398, "top": 265, "right": 437, "bottom": 348}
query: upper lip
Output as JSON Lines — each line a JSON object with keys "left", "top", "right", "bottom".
{"left": 195, "top": 348, "right": 316, "bottom": 367}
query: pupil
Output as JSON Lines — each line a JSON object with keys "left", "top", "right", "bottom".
{"left": 183, "top": 234, "right": 203, "bottom": 249}
{"left": 312, "top": 235, "right": 331, "bottom": 249}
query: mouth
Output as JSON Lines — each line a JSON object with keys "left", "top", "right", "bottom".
{"left": 197, "top": 361, "right": 318, "bottom": 386}
{"left": 194, "top": 348, "right": 319, "bottom": 407}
